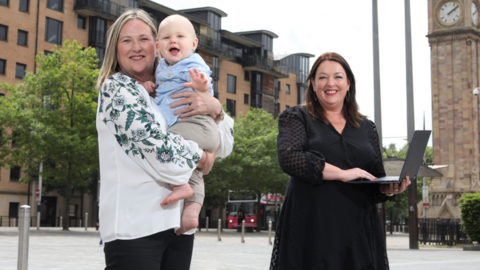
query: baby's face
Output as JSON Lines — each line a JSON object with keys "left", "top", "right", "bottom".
{"left": 158, "top": 16, "right": 198, "bottom": 66}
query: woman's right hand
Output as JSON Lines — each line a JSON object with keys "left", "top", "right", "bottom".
{"left": 339, "top": 168, "right": 377, "bottom": 182}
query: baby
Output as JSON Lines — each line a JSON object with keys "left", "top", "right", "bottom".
{"left": 142, "top": 14, "right": 220, "bottom": 235}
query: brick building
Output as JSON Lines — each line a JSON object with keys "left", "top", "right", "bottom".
{"left": 0, "top": 0, "right": 313, "bottom": 227}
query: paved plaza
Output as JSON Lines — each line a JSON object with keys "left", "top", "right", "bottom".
{"left": 0, "top": 227, "right": 479, "bottom": 269}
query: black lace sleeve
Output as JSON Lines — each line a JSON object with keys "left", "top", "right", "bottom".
{"left": 277, "top": 107, "right": 325, "bottom": 185}
{"left": 368, "top": 120, "right": 396, "bottom": 203}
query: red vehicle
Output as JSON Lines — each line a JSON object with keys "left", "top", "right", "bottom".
{"left": 226, "top": 192, "right": 283, "bottom": 230}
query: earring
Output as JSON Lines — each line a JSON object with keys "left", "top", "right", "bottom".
{"left": 345, "top": 91, "right": 350, "bottom": 102}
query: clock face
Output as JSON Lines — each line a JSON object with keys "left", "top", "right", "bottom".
{"left": 473, "top": 3, "right": 479, "bottom": 25}
{"left": 439, "top": 1, "right": 462, "bottom": 25}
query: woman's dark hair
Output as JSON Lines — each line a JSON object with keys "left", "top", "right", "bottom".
{"left": 304, "top": 52, "right": 364, "bottom": 128}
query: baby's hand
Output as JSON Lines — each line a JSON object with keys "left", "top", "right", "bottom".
{"left": 184, "top": 68, "right": 210, "bottom": 92}
{"left": 141, "top": 81, "right": 156, "bottom": 96}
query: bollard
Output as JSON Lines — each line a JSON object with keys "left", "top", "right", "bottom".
{"left": 36, "top": 211, "right": 41, "bottom": 230}
{"left": 268, "top": 220, "right": 272, "bottom": 245}
{"left": 217, "top": 219, "right": 221, "bottom": 241}
{"left": 79, "top": 219, "right": 82, "bottom": 228}
{"left": 59, "top": 216, "right": 63, "bottom": 228}
{"left": 206, "top": 216, "right": 209, "bottom": 232}
{"left": 241, "top": 220, "right": 245, "bottom": 243}
{"left": 18, "top": 205, "right": 31, "bottom": 270}
{"left": 85, "top": 213, "right": 88, "bottom": 231}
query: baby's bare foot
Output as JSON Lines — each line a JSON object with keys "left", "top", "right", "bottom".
{"left": 161, "top": 184, "right": 193, "bottom": 206}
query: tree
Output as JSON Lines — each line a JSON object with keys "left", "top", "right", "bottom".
{"left": 207, "top": 108, "right": 289, "bottom": 232}
{"left": 459, "top": 191, "right": 480, "bottom": 242}
{"left": 0, "top": 40, "right": 99, "bottom": 230}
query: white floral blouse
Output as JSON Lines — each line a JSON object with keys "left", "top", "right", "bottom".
{"left": 97, "top": 73, "right": 234, "bottom": 242}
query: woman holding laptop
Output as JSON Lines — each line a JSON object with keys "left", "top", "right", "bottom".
{"left": 270, "top": 52, "right": 409, "bottom": 270}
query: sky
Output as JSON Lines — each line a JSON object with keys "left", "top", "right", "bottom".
{"left": 154, "top": 0, "right": 432, "bottom": 148}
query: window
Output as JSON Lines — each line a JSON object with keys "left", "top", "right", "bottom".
{"left": 45, "top": 17, "right": 63, "bottom": 45}
{"left": 47, "top": 0, "right": 63, "bottom": 12}
{"left": 10, "top": 166, "right": 21, "bottom": 181}
{"left": 275, "top": 103, "right": 280, "bottom": 118}
{"left": 0, "top": 59, "right": 5, "bottom": 75}
{"left": 17, "top": 30, "right": 27, "bottom": 46}
{"left": 44, "top": 50, "right": 53, "bottom": 55}
{"left": 244, "top": 94, "right": 249, "bottom": 105}
{"left": 226, "top": 99, "right": 236, "bottom": 117}
{"left": 69, "top": 205, "right": 77, "bottom": 217}
{"left": 15, "top": 63, "right": 26, "bottom": 79}
{"left": 227, "top": 74, "right": 236, "bottom": 94}
{"left": 286, "top": 84, "right": 290, "bottom": 94}
{"left": 9, "top": 203, "right": 19, "bottom": 218}
{"left": 0, "top": 0, "right": 8, "bottom": 7}
{"left": 244, "top": 71, "right": 250, "bottom": 81}
{"left": 77, "top": 15, "right": 86, "bottom": 30}
{"left": 212, "top": 80, "right": 218, "bottom": 99}
{"left": 19, "top": 0, "right": 29, "bottom": 12}
{"left": 0, "top": 24, "right": 7, "bottom": 41}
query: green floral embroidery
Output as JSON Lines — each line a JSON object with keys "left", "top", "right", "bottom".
{"left": 100, "top": 73, "right": 200, "bottom": 168}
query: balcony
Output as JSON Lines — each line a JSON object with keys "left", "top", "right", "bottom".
{"left": 244, "top": 55, "right": 289, "bottom": 78}
{"left": 197, "top": 35, "right": 235, "bottom": 60}
{"left": 74, "top": 0, "right": 129, "bottom": 20}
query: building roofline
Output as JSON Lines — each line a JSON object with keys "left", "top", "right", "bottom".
{"left": 274, "top": 52, "right": 316, "bottom": 61}
{"left": 138, "top": 0, "right": 208, "bottom": 25}
{"left": 179, "top": 6, "right": 228, "bottom": 17}
{"left": 220, "top": 30, "right": 264, "bottom": 48}
{"left": 235, "top": 30, "right": 279, "bottom": 39}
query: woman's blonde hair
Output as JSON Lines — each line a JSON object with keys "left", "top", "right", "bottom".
{"left": 96, "top": 8, "right": 160, "bottom": 90}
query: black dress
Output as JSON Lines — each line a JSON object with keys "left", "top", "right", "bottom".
{"left": 270, "top": 106, "right": 394, "bottom": 270}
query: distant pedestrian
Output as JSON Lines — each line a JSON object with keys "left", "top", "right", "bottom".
{"left": 270, "top": 52, "right": 409, "bottom": 270}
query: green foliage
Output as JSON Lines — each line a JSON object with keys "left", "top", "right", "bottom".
{"left": 0, "top": 40, "right": 99, "bottom": 230}
{"left": 204, "top": 108, "right": 289, "bottom": 230}
{"left": 459, "top": 191, "right": 480, "bottom": 242}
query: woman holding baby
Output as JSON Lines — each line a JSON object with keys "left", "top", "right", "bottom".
{"left": 96, "top": 9, "right": 233, "bottom": 270}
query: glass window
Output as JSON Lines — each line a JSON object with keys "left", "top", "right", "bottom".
{"left": 17, "top": 30, "right": 27, "bottom": 46}
{"left": 77, "top": 15, "right": 86, "bottom": 30}
{"left": 69, "top": 205, "right": 77, "bottom": 217}
{"left": 286, "top": 84, "right": 290, "bottom": 94}
{"left": 226, "top": 99, "right": 236, "bottom": 117}
{"left": 45, "top": 17, "right": 63, "bottom": 45}
{"left": 213, "top": 79, "right": 218, "bottom": 99}
{"left": 44, "top": 50, "right": 53, "bottom": 55}
{"left": 244, "top": 94, "right": 249, "bottom": 105}
{"left": 10, "top": 166, "right": 21, "bottom": 181}
{"left": 0, "top": 0, "right": 8, "bottom": 7}
{"left": 227, "top": 74, "right": 236, "bottom": 94}
{"left": 9, "top": 202, "right": 19, "bottom": 217}
{"left": 0, "top": 59, "right": 5, "bottom": 75}
{"left": 19, "top": 0, "right": 29, "bottom": 12}
{"left": 15, "top": 63, "right": 26, "bottom": 78}
{"left": 244, "top": 71, "right": 250, "bottom": 81}
{"left": 47, "top": 0, "right": 63, "bottom": 12}
{"left": 0, "top": 24, "right": 7, "bottom": 41}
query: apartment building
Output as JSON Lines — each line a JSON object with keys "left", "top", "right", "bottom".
{"left": 0, "top": 0, "right": 313, "bottom": 227}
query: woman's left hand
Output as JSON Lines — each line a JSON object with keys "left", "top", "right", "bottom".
{"left": 380, "top": 174, "right": 411, "bottom": 195}
{"left": 169, "top": 90, "right": 222, "bottom": 119}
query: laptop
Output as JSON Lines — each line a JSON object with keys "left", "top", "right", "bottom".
{"left": 349, "top": 130, "right": 431, "bottom": 184}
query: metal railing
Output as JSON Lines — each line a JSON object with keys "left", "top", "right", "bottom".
{"left": 197, "top": 35, "right": 236, "bottom": 59}
{"left": 419, "top": 219, "right": 471, "bottom": 245}
{"left": 74, "top": 0, "right": 129, "bottom": 19}
{"left": 244, "top": 55, "right": 289, "bottom": 77}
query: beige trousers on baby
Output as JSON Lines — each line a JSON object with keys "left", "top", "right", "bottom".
{"left": 168, "top": 114, "right": 220, "bottom": 205}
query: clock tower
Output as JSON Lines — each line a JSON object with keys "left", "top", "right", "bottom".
{"left": 427, "top": 0, "right": 480, "bottom": 219}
